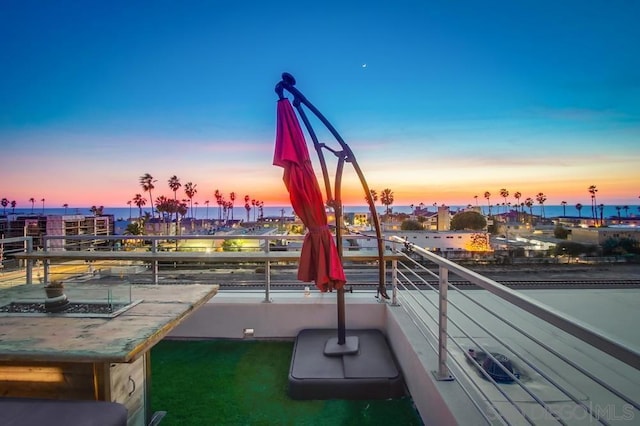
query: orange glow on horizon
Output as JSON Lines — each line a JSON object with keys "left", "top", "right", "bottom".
{"left": 4, "top": 169, "right": 639, "bottom": 208}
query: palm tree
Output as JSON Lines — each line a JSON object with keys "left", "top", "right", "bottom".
{"left": 205, "top": 200, "right": 210, "bottom": 220}
{"left": 89, "top": 205, "right": 104, "bottom": 216}
{"left": 623, "top": 205, "right": 629, "bottom": 217}
{"left": 513, "top": 192, "right": 522, "bottom": 217}
{"left": 615, "top": 206, "right": 621, "bottom": 218}
{"left": 63, "top": 203, "right": 69, "bottom": 214}
{"left": 561, "top": 201, "right": 567, "bottom": 216}
{"left": 588, "top": 185, "right": 598, "bottom": 223}
{"left": 133, "top": 193, "right": 146, "bottom": 217}
{"left": 154, "top": 196, "right": 170, "bottom": 222}
{"left": 380, "top": 188, "right": 394, "bottom": 216}
{"left": 139, "top": 173, "right": 156, "bottom": 218}
{"left": 215, "top": 189, "right": 222, "bottom": 220}
{"left": 366, "top": 189, "right": 378, "bottom": 213}
{"left": 257, "top": 201, "right": 264, "bottom": 220}
{"left": 575, "top": 203, "right": 583, "bottom": 218}
{"left": 473, "top": 195, "right": 478, "bottom": 206}
{"left": 41, "top": 198, "right": 45, "bottom": 213}
{"left": 168, "top": 175, "right": 182, "bottom": 222}
{"left": 126, "top": 200, "right": 132, "bottom": 219}
{"left": 484, "top": 191, "right": 491, "bottom": 216}
{"left": 242, "top": 195, "right": 250, "bottom": 222}
{"left": 598, "top": 204, "right": 604, "bottom": 225}
{"left": 184, "top": 182, "right": 197, "bottom": 217}
{"left": 29, "top": 197, "right": 35, "bottom": 213}
{"left": 536, "top": 192, "right": 546, "bottom": 218}
{"left": 229, "top": 192, "right": 236, "bottom": 221}
{"left": 1, "top": 198, "right": 8, "bottom": 215}
{"left": 499, "top": 188, "right": 509, "bottom": 214}
{"left": 524, "top": 197, "right": 534, "bottom": 223}
{"left": 10, "top": 200, "right": 16, "bottom": 213}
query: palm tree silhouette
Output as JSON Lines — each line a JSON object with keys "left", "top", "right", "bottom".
{"left": 29, "top": 197, "right": 35, "bottom": 213}
{"left": 244, "top": 195, "right": 250, "bottom": 222}
{"left": 484, "top": 191, "right": 491, "bottom": 216}
{"left": 588, "top": 185, "right": 598, "bottom": 223}
{"left": 367, "top": 190, "right": 379, "bottom": 221}
{"left": 524, "top": 198, "right": 534, "bottom": 223}
{"left": 63, "top": 203, "right": 69, "bottom": 214}
{"left": 229, "top": 192, "right": 236, "bottom": 221}
{"left": 536, "top": 193, "right": 546, "bottom": 218}
{"left": 168, "top": 175, "right": 181, "bottom": 222}
{"left": 513, "top": 192, "right": 522, "bottom": 219}
{"left": 215, "top": 190, "right": 223, "bottom": 220}
{"left": 41, "top": 198, "right": 45, "bottom": 214}
{"left": 133, "top": 193, "right": 146, "bottom": 217}
{"left": 561, "top": 201, "right": 567, "bottom": 216}
{"left": 499, "top": 188, "right": 509, "bottom": 214}
{"left": 575, "top": 203, "right": 583, "bottom": 218}
{"left": 139, "top": 173, "right": 156, "bottom": 218}
{"left": 380, "top": 188, "right": 394, "bottom": 216}
{"left": 184, "top": 182, "right": 197, "bottom": 218}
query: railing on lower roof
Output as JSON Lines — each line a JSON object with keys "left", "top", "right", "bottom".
{"left": 388, "top": 235, "right": 639, "bottom": 425}
{"left": 6, "top": 234, "right": 399, "bottom": 304}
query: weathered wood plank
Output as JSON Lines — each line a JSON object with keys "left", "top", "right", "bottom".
{"left": 0, "top": 284, "right": 218, "bottom": 363}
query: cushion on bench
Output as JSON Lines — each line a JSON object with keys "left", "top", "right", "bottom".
{"left": 0, "top": 397, "right": 128, "bottom": 426}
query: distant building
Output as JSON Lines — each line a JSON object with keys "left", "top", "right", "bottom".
{"left": 355, "top": 230, "right": 491, "bottom": 257}
{"left": 0, "top": 214, "right": 113, "bottom": 257}
{"left": 570, "top": 227, "right": 640, "bottom": 245}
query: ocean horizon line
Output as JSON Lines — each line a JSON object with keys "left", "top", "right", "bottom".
{"left": 3, "top": 204, "right": 639, "bottom": 221}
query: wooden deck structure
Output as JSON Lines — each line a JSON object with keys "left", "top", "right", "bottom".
{"left": 0, "top": 283, "right": 218, "bottom": 425}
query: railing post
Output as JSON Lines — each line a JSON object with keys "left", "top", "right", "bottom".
{"left": 25, "top": 237, "right": 33, "bottom": 285}
{"left": 391, "top": 258, "right": 399, "bottom": 306}
{"left": 43, "top": 260, "right": 50, "bottom": 284}
{"left": 263, "top": 238, "right": 272, "bottom": 303}
{"left": 434, "top": 265, "right": 454, "bottom": 381}
{"left": 42, "top": 238, "right": 50, "bottom": 284}
{"left": 152, "top": 239, "right": 158, "bottom": 285}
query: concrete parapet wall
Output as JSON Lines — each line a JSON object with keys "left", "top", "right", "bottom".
{"left": 168, "top": 291, "right": 387, "bottom": 339}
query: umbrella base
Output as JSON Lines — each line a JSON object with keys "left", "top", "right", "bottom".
{"left": 289, "top": 329, "right": 406, "bottom": 400}
{"left": 324, "top": 335, "right": 359, "bottom": 356}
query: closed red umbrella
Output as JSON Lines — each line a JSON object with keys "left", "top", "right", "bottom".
{"left": 273, "top": 98, "right": 346, "bottom": 292}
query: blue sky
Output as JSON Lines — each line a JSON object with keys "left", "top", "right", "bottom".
{"left": 1, "top": 0, "right": 639, "bottom": 208}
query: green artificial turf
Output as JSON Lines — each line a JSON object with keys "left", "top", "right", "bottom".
{"left": 151, "top": 339, "right": 423, "bottom": 426}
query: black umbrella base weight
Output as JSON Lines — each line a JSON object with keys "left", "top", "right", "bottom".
{"left": 324, "top": 335, "right": 359, "bottom": 356}
{"left": 289, "top": 329, "right": 406, "bottom": 400}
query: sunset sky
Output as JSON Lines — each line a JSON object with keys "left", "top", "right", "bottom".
{"left": 1, "top": 1, "right": 639, "bottom": 209}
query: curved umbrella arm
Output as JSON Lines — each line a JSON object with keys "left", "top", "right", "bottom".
{"left": 276, "top": 72, "right": 389, "bottom": 299}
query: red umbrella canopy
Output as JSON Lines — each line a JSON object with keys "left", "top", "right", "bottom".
{"left": 273, "top": 99, "right": 346, "bottom": 292}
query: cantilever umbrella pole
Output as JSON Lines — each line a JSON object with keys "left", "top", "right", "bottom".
{"left": 276, "top": 73, "right": 388, "bottom": 300}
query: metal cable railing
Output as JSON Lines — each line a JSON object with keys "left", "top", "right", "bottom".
{"left": 389, "top": 236, "right": 639, "bottom": 425}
